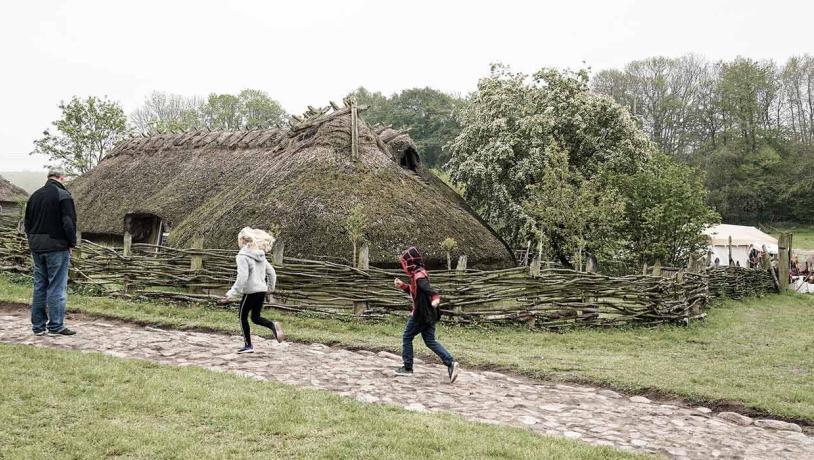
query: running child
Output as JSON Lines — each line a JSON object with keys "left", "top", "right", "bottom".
{"left": 219, "top": 227, "right": 284, "bottom": 353}
{"left": 393, "top": 246, "right": 460, "bottom": 383}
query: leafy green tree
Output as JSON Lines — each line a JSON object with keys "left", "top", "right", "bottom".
{"left": 611, "top": 153, "right": 720, "bottom": 267}
{"left": 524, "top": 147, "right": 625, "bottom": 270}
{"left": 32, "top": 96, "right": 128, "bottom": 175}
{"left": 202, "top": 93, "right": 242, "bottom": 130}
{"left": 349, "top": 87, "right": 464, "bottom": 167}
{"left": 447, "top": 64, "right": 653, "bottom": 246}
{"left": 717, "top": 58, "right": 780, "bottom": 149}
{"left": 236, "top": 89, "right": 288, "bottom": 129}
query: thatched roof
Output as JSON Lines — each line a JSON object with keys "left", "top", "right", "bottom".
{"left": 70, "top": 106, "right": 514, "bottom": 268}
{"left": 0, "top": 175, "right": 28, "bottom": 203}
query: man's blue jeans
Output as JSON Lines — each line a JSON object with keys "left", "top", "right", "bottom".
{"left": 31, "top": 250, "right": 70, "bottom": 333}
{"left": 402, "top": 316, "right": 454, "bottom": 369}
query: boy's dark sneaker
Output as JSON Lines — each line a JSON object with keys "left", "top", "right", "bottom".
{"left": 395, "top": 366, "right": 414, "bottom": 376}
{"left": 448, "top": 361, "right": 460, "bottom": 384}
{"left": 237, "top": 346, "right": 254, "bottom": 354}
{"left": 272, "top": 321, "right": 285, "bottom": 343}
{"left": 33, "top": 330, "right": 46, "bottom": 336}
{"left": 48, "top": 328, "right": 76, "bottom": 336}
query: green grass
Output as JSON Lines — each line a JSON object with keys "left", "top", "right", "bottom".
{"left": 766, "top": 223, "right": 814, "bottom": 250}
{"left": 2, "top": 274, "right": 814, "bottom": 423}
{"left": 0, "top": 344, "right": 635, "bottom": 459}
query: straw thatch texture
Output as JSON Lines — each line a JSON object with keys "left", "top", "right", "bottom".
{"left": 0, "top": 176, "right": 28, "bottom": 204}
{"left": 69, "top": 109, "right": 514, "bottom": 268}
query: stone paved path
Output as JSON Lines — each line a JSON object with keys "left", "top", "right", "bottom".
{"left": 1, "top": 311, "right": 812, "bottom": 459}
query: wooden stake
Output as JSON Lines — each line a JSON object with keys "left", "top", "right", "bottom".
{"left": 123, "top": 232, "right": 132, "bottom": 257}
{"left": 778, "top": 232, "right": 790, "bottom": 290}
{"left": 358, "top": 242, "right": 369, "bottom": 270}
{"left": 189, "top": 236, "right": 204, "bottom": 272}
{"left": 272, "top": 240, "right": 285, "bottom": 266}
{"left": 728, "top": 235, "right": 733, "bottom": 266}
{"left": 350, "top": 98, "right": 359, "bottom": 161}
{"left": 456, "top": 255, "right": 467, "bottom": 273}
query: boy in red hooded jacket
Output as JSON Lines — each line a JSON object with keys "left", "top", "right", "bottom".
{"left": 393, "top": 247, "right": 460, "bottom": 383}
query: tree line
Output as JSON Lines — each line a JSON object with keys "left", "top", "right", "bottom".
{"left": 31, "top": 56, "right": 812, "bottom": 272}
{"left": 592, "top": 54, "right": 814, "bottom": 224}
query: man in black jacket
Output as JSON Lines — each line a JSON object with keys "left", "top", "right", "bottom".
{"left": 24, "top": 166, "right": 77, "bottom": 336}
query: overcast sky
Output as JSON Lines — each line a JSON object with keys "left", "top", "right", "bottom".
{"left": 1, "top": 0, "right": 812, "bottom": 171}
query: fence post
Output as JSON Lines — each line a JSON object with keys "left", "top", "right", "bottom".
{"left": 187, "top": 236, "right": 205, "bottom": 295}
{"left": 68, "top": 230, "right": 82, "bottom": 282}
{"left": 123, "top": 231, "right": 132, "bottom": 257}
{"left": 778, "top": 232, "right": 791, "bottom": 290}
{"left": 189, "top": 236, "right": 204, "bottom": 271}
{"left": 651, "top": 259, "right": 662, "bottom": 277}
{"left": 762, "top": 249, "right": 780, "bottom": 291}
{"left": 454, "top": 255, "right": 467, "bottom": 314}
{"left": 728, "top": 235, "right": 733, "bottom": 266}
{"left": 353, "top": 301, "right": 367, "bottom": 316}
{"left": 358, "top": 242, "right": 369, "bottom": 270}
{"left": 529, "top": 257, "right": 541, "bottom": 277}
{"left": 272, "top": 240, "right": 285, "bottom": 266}
{"left": 121, "top": 232, "right": 133, "bottom": 294}
{"left": 456, "top": 255, "right": 467, "bottom": 272}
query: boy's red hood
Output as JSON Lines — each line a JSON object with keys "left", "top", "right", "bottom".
{"left": 400, "top": 247, "right": 424, "bottom": 275}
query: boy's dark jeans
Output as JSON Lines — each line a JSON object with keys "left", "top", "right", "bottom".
{"left": 402, "top": 316, "right": 454, "bottom": 369}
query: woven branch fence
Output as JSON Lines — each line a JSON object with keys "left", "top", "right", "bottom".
{"left": 0, "top": 217, "right": 776, "bottom": 329}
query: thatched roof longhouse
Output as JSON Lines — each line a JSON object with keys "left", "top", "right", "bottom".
{"left": 0, "top": 175, "right": 28, "bottom": 204}
{"left": 70, "top": 105, "right": 515, "bottom": 268}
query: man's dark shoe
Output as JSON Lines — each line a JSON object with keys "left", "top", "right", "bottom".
{"left": 272, "top": 321, "right": 285, "bottom": 343}
{"left": 33, "top": 330, "right": 46, "bottom": 336}
{"left": 48, "top": 328, "right": 76, "bottom": 336}
{"left": 448, "top": 361, "right": 460, "bottom": 384}
{"left": 237, "top": 345, "right": 254, "bottom": 354}
{"left": 395, "top": 366, "right": 414, "bottom": 376}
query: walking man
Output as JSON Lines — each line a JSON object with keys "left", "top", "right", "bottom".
{"left": 24, "top": 166, "right": 77, "bottom": 336}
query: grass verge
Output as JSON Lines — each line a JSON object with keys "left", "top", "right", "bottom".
{"left": 2, "top": 274, "right": 813, "bottom": 423}
{"left": 0, "top": 344, "right": 636, "bottom": 459}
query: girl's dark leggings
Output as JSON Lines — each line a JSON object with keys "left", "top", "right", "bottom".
{"left": 238, "top": 292, "right": 276, "bottom": 347}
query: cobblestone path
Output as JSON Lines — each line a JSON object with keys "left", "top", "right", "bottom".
{"left": 1, "top": 311, "right": 811, "bottom": 459}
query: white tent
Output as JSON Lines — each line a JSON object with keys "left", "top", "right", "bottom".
{"left": 702, "top": 224, "right": 778, "bottom": 267}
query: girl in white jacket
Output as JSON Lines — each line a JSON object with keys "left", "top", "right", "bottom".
{"left": 219, "top": 227, "right": 284, "bottom": 353}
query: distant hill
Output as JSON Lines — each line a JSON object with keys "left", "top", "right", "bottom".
{"left": 0, "top": 171, "right": 46, "bottom": 194}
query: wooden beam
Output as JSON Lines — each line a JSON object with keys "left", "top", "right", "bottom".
{"left": 778, "top": 232, "right": 791, "bottom": 290}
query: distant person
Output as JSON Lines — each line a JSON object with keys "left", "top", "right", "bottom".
{"left": 218, "top": 227, "right": 284, "bottom": 353}
{"left": 24, "top": 166, "right": 77, "bottom": 336}
{"left": 714, "top": 257, "right": 720, "bottom": 267}
{"left": 748, "top": 244, "right": 759, "bottom": 268}
{"left": 393, "top": 246, "right": 460, "bottom": 383}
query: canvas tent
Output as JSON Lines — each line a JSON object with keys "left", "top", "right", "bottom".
{"left": 69, "top": 104, "right": 515, "bottom": 268}
{"left": 702, "top": 224, "right": 778, "bottom": 267}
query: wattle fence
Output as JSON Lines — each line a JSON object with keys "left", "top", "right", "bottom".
{"left": 0, "top": 216, "right": 776, "bottom": 329}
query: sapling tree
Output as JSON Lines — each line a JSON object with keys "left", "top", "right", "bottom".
{"left": 441, "top": 237, "right": 458, "bottom": 270}
{"left": 344, "top": 204, "right": 367, "bottom": 267}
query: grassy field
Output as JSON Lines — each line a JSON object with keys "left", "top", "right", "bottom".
{"left": 766, "top": 224, "right": 814, "bottom": 250}
{"left": 2, "top": 274, "right": 813, "bottom": 423}
{"left": 0, "top": 344, "right": 634, "bottom": 459}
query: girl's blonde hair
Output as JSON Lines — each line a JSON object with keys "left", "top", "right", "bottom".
{"left": 237, "top": 227, "right": 276, "bottom": 253}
